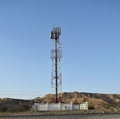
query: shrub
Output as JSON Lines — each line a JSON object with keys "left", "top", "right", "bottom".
{"left": 88, "top": 105, "right": 95, "bottom": 110}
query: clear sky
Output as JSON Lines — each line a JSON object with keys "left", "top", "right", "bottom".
{"left": 0, "top": 0, "right": 120, "bottom": 99}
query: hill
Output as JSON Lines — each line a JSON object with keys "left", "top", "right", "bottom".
{"left": 0, "top": 98, "right": 32, "bottom": 112}
{"left": 34, "top": 92, "right": 120, "bottom": 112}
{"left": 0, "top": 92, "right": 120, "bottom": 112}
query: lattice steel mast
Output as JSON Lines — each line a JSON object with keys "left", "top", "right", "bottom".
{"left": 50, "top": 27, "right": 62, "bottom": 103}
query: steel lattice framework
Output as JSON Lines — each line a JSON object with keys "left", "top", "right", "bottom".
{"left": 50, "top": 27, "right": 62, "bottom": 103}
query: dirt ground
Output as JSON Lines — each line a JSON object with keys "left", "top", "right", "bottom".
{"left": 0, "top": 114, "right": 120, "bottom": 119}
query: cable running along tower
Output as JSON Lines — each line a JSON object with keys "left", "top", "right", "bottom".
{"left": 50, "top": 27, "right": 62, "bottom": 103}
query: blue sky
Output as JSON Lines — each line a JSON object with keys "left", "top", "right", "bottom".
{"left": 0, "top": 0, "right": 120, "bottom": 99}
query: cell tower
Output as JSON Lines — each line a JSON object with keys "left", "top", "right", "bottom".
{"left": 50, "top": 27, "right": 62, "bottom": 103}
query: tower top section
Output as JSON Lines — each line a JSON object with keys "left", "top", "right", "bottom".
{"left": 50, "top": 27, "right": 61, "bottom": 40}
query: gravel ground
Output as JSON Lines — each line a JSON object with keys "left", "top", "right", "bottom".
{"left": 0, "top": 114, "right": 120, "bottom": 119}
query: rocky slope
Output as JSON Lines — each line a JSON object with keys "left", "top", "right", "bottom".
{"left": 34, "top": 92, "right": 120, "bottom": 112}
{"left": 0, "top": 92, "right": 120, "bottom": 112}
